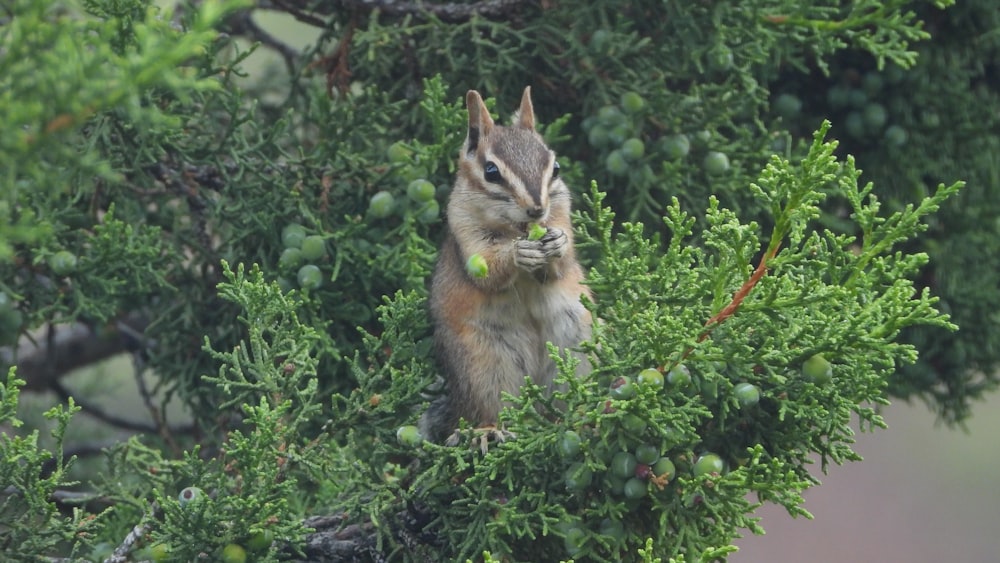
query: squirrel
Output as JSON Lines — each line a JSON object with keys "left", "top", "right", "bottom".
{"left": 420, "top": 87, "right": 593, "bottom": 447}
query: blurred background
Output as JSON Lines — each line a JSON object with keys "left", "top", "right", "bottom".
{"left": 736, "top": 394, "right": 1000, "bottom": 562}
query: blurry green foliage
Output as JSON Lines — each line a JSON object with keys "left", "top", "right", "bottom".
{"left": 0, "top": 0, "right": 993, "bottom": 560}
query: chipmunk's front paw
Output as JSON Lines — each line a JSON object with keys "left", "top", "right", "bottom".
{"left": 515, "top": 228, "right": 567, "bottom": 271}
{"left": 445, "top": 425, "right": 516, "bottom": 454}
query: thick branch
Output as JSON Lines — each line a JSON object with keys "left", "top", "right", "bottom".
{"left": 3, "top": 316, "right": 149, "bottom": 392}
{"left": 262, "top": 0, "right": 535, "bottom": 24}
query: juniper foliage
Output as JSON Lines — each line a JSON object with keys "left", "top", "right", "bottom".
{"left": 0, "top": 0, "right": 992, "bottom": 561}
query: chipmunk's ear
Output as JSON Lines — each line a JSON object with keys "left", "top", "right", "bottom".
{"left": 465, "top": 90, "right": 494, "bottom": 156}
{"left": 514, "top": 86, "right": 536, "bottom": 130}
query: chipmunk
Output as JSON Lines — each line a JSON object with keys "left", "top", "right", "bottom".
{"left": 420, "top": 87, "right": 593, "bottom": 447}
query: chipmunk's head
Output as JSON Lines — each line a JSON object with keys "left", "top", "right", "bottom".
{"left": 458, "top": 87, "right": 564, "bottom": 228}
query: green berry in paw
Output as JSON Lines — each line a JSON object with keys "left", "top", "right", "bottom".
{"left": 527, "top": 223, "right": 547, "bottom": 241}
{"left": 734, "top": 382, "right": 760, "bottom": 407}
{"left": 621, "top": 138, "right": 646, "bottom": 161}
{"left": 407, "top": 179, "right": 436, "bottom": 203}
{"left": 802, "top": 354, "right": 833, "bottom": 385}
{"left": 396, "top": 425, "right": 424, "bottom": 447}
{"left": 621, "top": 91, "right": 646, "bottom": 113}
{"left": 48, "top": 250, "right": 78, "bottom": 275}
{"left": 300, "top": 235, "right": 326, "bottom": 261}
{"left": 465, "top": 253, "right": 489, "bottom": 279}
{"left": 703, "top": 151, "right": 730, "bottom": 175}
{"left": 281, "top": 224, "right": 307, "bottom": 248}
{"left": 606, "top": 150, "right": 629, "bottom": 176}
{"left": 297, "top": 264, "right": 323, "bottom": 290}
{"left": 368, "top": 191, "right": 395, "bottom": 219}
{"left": 636, "top": 368, "right": 664, "bottom": 388}
{"left": 693, "top": 453, "right": 724, "bottom": 477}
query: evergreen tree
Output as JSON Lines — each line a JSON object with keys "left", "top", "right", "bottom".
{"left": 0, "top": 0, "right": 992, "bottom": 560}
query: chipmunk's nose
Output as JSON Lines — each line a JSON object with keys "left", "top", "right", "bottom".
{"left": 526, "top": 206, "right": 545, "bottom": 219}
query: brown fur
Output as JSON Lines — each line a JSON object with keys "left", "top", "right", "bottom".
{"left": 421, "top": 87, "right": 593, "bottom": 442}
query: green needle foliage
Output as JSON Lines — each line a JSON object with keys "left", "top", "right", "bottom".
{"left": 0, "top": 0, "right": 992, "bottom": 560}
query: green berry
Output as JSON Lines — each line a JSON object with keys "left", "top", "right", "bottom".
{"left": 396, "top": 425, "right": 424, "bottom": 447}
{"left": 300, "top": 235, "right": 326, "bottom": 261}
{"left": 564, "top": 462, "right": 593, "bottom": 491}
{"left": 667, "top": 365, "right": 691, "bottom": 387}
{"left": 588, "top": 125, "right": 611, "bottom": 148}
{"left": 623, "top": 477, "right": 648, "bottom": 499}
{"left": 416, "top": 199, "right": 440, "bottom": 224}
{"left": 278, "top": 247, "right": 304, "bottom": 271}
{"left": 652, "top": 457, "right": 676, "bottom": 480}
{"left": 773, "top": 93, "right": 802, "bottom": 119}
{"left": 527, "top": 223, "right": 547, "bottom": 241}
{"left": 178, "top": 486, "right": 204, "bottom": 506}
{"left": 281, "top": 224, "right": 307, "bottom": 249}
{"left": 564, "top": 526, "right": 587, "bottom": 556}
{"left": 661, "top": 134, "right": 691, "bottom": 159}
{"left": 387, "top": 141, "right": 412, "bottom": 164}
{"left": 826, "top": 85, "right": 850, "bottom": 109}
{"left": 559, "top": 430, "right": 582, "bottom": 457}
{"left": 802, "top": 354, "right": 833, "bottom": 385}
{"left": 608, "top": 123, "right": 632, "bottom": 146}
{"left": 465, "top": 253, "right": 489, "bottom": 279}
{"left": 146, "top": 543, "right": 170, "bottom": 562}
{"left": 589, "top": 29, "right": 611, "bottom": 53}
{"left": 636, "top": 368, "right": 664, "bottom": 388}
{"left": 620, "top": 413, "right": 647, "bottom": 434}
{"left": 845, "top": 111, "right": 865, "bottom": 138}
{"left": 863, "top": 102, "right": 888, "bottom": 131}
{"left": 693, "top": 453, "right": 724, "bottom": 477}
{"left": 407, "top": 179, "right": 436, "bottom": 203}
{"left": 48, "top": 250, "right": 78, "bottom": 275}
{"left": 634, "top": 444, "right": 659, "bottom": 465}
{"left": 247, "top": 530, "right": 274, "bottom": 553}
{"left": 297, "top": 264, "right": 323, "bottom": 290}
{"left": 611, "top": 451, "right": 638, "bottom": 479}
{"left": 848, "top": 89, "right": 868, "bottom": 108}
{"left": 734, "top": 382, "right": 761, "bottom": 407}
{"left": 862, "top": 72, "right": 884, "bottom": 95}
{"left": 620, "top": 138, "right": 646, "bottom": 161}
{"left": 221, "top": 543, "right": 247, "bottom": 563}
{"left": 599, "top": 518, "right": 625, "bottom": 541}
{"left": 703, "top": 151, "right": 730, "bottom": 175}
{"left": 884, "top": 125, "right": 908, "bottom": 146}
{"left": 708, "top": 45, "right": 734, "bottom": 71}
{"left": 368, "top": 191, "right": 396, "bottom": 219}
{"left": 597, "top": 105, "right": 626, "bottom": 127}
{"left": 693, "top": 130, "right": 712, "bottom": 146}
{"left": 620, "top": 91, "right": 645, "bottom": 113}
{"left": 605, "top": 150, "right": 629, "bottom": 176}
{"left": 609, "top": 376, "right": 636, "bottom": 400}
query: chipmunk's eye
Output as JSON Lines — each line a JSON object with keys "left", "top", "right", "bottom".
{"left": 552, "top": 161, "right": 561, "bottom": 179}
{"left": 484, "top": 161, "right": 502, "bottom": 183}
